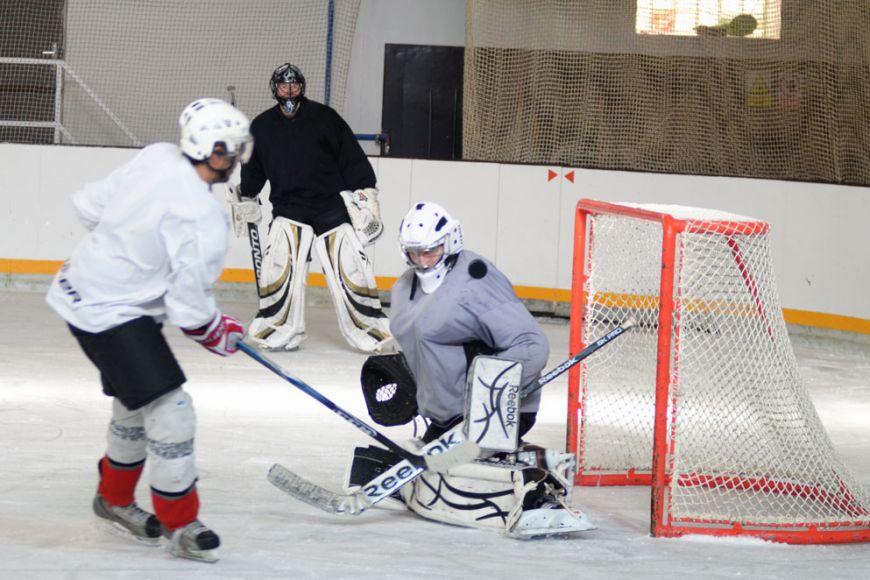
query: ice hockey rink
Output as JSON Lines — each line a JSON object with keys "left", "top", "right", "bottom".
{"left": 2, "top": 290, "right": 869, "bottom": 579}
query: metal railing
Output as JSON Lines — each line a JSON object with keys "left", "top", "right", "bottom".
{"left": 0, "top": 55, "right": 142, "bottom": 146}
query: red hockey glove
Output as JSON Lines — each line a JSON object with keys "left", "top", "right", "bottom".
{"left": 182, "top": 312, "right": 244, "bottom": 356}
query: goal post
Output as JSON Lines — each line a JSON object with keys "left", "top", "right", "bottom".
{"left": 567, "top": 198, "right": 870, "bottom": 543}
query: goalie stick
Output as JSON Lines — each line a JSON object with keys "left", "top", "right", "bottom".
{"left": 238, "top": 341, "right": 479, "bottom": 473}
{"left": 267, "top": 318, "right": 638, "bottom": 516}
{"left": 247, "top": 220, "right": 264, "bottom": 293}
{"left": 520, "top": 316, "right": 636, "bottom": 398}
{"left": 267, "top": 426, "right": 468, "bottom": 515}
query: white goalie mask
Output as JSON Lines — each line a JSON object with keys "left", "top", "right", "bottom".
{"left": 399, "top": 201, "right": 464, "bottom": 294}
{"left": 179, "top": 98, "right": 253, "bottom": 164}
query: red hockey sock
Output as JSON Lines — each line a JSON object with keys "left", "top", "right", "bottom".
{"left": 151, "top": 486, "right": 200, "bottom": 531}
{"left": 97, "top": 456, "right": 144, "bottom": 507}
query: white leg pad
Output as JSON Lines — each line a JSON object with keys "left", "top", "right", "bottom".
{"left": 142, "top": 388, "right": 197, "bottom": 493}
{"left": 314, "top": 223, "right": 392, "bottom": 353}
{"left": 247, "top": 217, "right": 313, "bottom": 351}
{"left": 106, "top": 398, "right": 147, "bottom": 464}
{"left": 400, "top": 451, "right": 596, "bottom": 538}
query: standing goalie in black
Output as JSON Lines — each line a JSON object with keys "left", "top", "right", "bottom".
{"left": 229, "top": 62, "right": 392, "bottom": 352}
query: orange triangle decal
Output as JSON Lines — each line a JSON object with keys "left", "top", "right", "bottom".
{"left": 547, "top": 169, "right": 557, "bottom": 182}
{"left": 565, "top": 170, "right": 575, "bottom": 183}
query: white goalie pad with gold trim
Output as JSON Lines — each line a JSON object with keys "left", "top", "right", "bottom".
{"left": 246, "top": 217, "right": 313, "bottom": 351}
{"left": 464, "top": 356, "right": 522, "bottom": 452}
{"left": 314, "top": 223, "right": 392, "bottom": 353}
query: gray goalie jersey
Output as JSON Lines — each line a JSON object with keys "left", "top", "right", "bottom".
{"left": 389, "top": 250, "right": 549, "bottom": 424}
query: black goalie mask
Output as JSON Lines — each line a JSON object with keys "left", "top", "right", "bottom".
{"left": 270, "top": 63, "right": 306, "bottom": 115}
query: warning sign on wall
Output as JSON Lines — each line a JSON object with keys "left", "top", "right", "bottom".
{"left": 746, "top": 70, "right": 773, "bottom": 108}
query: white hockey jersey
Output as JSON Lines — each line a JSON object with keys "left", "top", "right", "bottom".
{"left": 46, "top": 143, "right": 230, "bottom": 333}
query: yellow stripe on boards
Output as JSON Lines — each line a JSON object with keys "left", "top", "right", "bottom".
{"left": 3, "top": 258, "right": 868, "bottom": 335}
{"left": 0, "top": 258, "right": 65, "bottom": 275}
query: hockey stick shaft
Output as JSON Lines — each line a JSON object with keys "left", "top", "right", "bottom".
{"left": 265, "top": 319, "right": 638, "bottom": 516}
{"left": 238, "top": 341, "right": 477, "bottom": 472}
{"left": 520, "top": 317, "right": 637, "bottom": 399}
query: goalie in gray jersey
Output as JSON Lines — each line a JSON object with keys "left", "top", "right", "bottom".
{"left": 353, "top": 201, "right": 595, "bottom": 538}
{"left": 389, "top": 202, "right": 548, "bottom": 442}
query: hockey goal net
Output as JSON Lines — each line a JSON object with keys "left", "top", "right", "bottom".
{"left": 567, "top": 199, "right": 870, "bottom": 543}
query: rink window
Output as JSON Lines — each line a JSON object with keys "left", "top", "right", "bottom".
{"left": 636, "top": 0, "right": 781, "bottom": 39}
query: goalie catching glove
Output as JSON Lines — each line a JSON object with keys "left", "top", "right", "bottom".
{"left": 226, "top": 183, "right": 262, "bottom": 238}
{"left": 360, "top": 352, "right": 418, "bottom": 426}
{"left": 340, "top": 187, "right": 383, "bottom": 245}
{"left": 182, "top": 312, "right": 244, "bottom": 356}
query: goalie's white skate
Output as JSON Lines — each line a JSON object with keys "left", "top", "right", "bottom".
{"left": 92, "top": 494, "right": 161, "bottom": 546}
{"left": 509, "top": 503, "right": 597, "bottom": 539}
{"left": 246, "top": 319, "right": 305, "bottom": 352}
{"left": 163, "top": 520, "right": 221, "bottom": 563}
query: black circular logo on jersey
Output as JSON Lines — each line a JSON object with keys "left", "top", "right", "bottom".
{"left": 468, "top": 259, "right": 487, "bottom": 279}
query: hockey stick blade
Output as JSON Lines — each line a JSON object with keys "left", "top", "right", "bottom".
{"left": 267, "top": 426, "right": 476, "bottom": 516}
{"left": 268, "top": 464, "right": 371, "bottom": 515}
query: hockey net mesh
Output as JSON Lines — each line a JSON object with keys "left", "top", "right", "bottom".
{"left": 575, "top": 204, "right": 870, "bottom": 535}
{"left": 464, "top": 1, "right": 870, "bottom": 185}
{"left": 0, "top": 0, "right": 360, "bottom": 147}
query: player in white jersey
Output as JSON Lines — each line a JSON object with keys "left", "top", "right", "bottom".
{"left": 46, "top": 98, "right": 253, "bottom": 563}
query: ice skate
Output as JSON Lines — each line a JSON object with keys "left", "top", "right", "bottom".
{"left": 509, "top": 501, "right": 597, "bottom": 539}
{"left": 247, "top": 319, "right": 305, "bottom": 352}
{"left": 92, "top": 494, "right": 162, "bottom": 546}
{"left": 163, "top": 520, "right": 221, "bottom": 563}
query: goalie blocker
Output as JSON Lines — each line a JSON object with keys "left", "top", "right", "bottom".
{"left": 464, "top": 355, "right": 522, "bottom": 452}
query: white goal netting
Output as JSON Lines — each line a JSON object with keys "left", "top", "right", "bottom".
{"left": 570, "top": 200, "right": 870, "bottom": 543}
{"left": 0, "top": 0, "right": 360, "bottom": 147}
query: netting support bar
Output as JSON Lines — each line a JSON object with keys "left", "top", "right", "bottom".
{"left": 0, "top": 57, "right": 141, "bottom": 147}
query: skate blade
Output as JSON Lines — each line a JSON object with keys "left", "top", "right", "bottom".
{"left": 94, "top": 518, "right": 161, "bottom": 546}
{"left": 167, "top": 545, "right": 220, "bottom": 563}
{"left": 509, "top": 510, "right": 597, "bottom": 539}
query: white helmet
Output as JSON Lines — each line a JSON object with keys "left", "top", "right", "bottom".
{"left": 399, "top": 201, "right": 464, "bottom": 293}
{"left": 179, "top": 98, "right": 253, "bottom": 163}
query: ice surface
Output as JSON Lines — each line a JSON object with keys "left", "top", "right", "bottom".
{"left": 2, "top": 292, "right": 869, "bottom": 579}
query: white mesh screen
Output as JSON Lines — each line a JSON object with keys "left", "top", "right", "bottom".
{"left": 0, "top": 0, "right": 360, "bottom": 146}
{"left": 464, "top": 1, "right": 870, "bottom": 185}
{"left": 575, "top": 202, "right": 870, "bottom": 539}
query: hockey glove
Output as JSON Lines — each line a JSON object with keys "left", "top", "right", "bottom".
{"left": 226, "top": 183, "right": 262, "bottom": 238}
{"left": 183, "top": 312, "right": 244, "bottom": 356}
{"left": 340, "top": 187, "right": 383, "bottom": 246}
{"left": 360, "top": 352, "right": 418, "bottom": 426}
